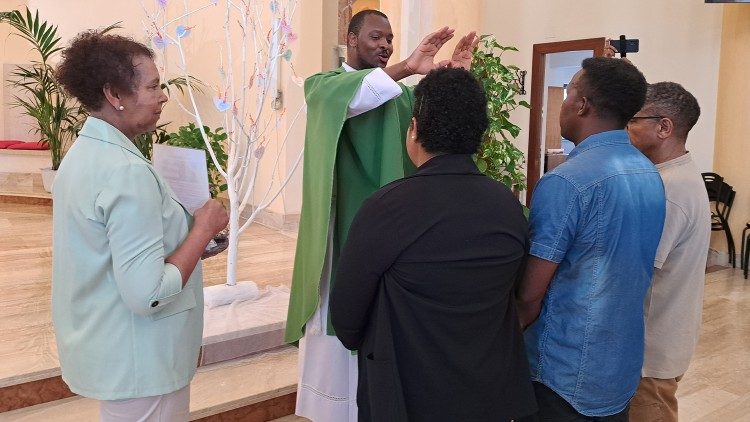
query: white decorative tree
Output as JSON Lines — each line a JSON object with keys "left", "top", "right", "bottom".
{"left": 141, "top": 0, "right": 303, "bottom": 290}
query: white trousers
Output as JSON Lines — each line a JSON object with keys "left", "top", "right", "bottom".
{"left": 100, "top": 385, "right": 190, "bottom": 422}
{"left": 295, "top": 203, "right": 358, "bottom": 422}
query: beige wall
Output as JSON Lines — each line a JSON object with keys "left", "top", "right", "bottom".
{"left": 1, "top": 1, "right": 484, "bottom": 214}
{"left": 3, "top": 0, "right": 322, "bottom": 215}
{"left": 1, "top": 0, "right": 36, "bottom": 140}
{"left": 482, "top": 0, "right": 724, "bottom": 176}
{"left": 354, "top": 0, "right": 380, "bottom": 14}
{"left": 711, "top": 4, "right": 750, "bottom": 256}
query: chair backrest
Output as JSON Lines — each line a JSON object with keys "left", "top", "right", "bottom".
{"left": 715, "top": 182, "right": 736, "bottom": 222}
{"left": 702, "top": 172, "right": 724, "bottom": 202}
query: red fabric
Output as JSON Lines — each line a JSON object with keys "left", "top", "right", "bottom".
{"left": 6, "top": 141, "right": 49, "bottom": 150}
{"left": 0, "top": 140, "right": 25, "bottom": 149}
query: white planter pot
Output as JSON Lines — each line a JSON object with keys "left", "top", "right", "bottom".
{"left": 41, "top": 167, "right": 56, "bottom": 193}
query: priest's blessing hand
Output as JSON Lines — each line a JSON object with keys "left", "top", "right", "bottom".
{"left": 405, "top": 26, "right": 455, "bottom": 74}
{"left": 450, "top": 31, "right": 479, "bottom": 70}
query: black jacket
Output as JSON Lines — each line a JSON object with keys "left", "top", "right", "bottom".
{"left": 331, "top": 154, "right": 537, "bottom": 421}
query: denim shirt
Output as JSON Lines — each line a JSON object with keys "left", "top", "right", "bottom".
{"left": 525, "top": 130, "right": 665, "bottom": 416}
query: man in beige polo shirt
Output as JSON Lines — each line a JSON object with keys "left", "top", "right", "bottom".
{"left": 626, "top": 81, "right": 711, "bottom": 422}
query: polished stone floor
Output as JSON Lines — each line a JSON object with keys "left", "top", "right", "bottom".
{"left": 676, "top": 266, "right": 750, "bottom": 421}
{"left": 0, "top": 202, "right": 748, "bottom": 420}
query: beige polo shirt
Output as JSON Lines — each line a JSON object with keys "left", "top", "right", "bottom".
{"left": 642, "top": 153, "right": 711, "bottom": 379}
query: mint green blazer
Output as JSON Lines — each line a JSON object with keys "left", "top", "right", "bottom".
{"left": 52, "top": 117, "right": 203, "bottom": 400}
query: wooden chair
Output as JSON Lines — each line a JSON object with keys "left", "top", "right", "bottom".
{"left": 742, "top": 223, "right": 750, "bottom": 279}
{"left": 703, "top": 173, "right": 736, "bottom": 267}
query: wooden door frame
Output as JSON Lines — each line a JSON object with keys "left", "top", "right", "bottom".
{"left": 525, "top": 38, "right": 605, "bottom": 205}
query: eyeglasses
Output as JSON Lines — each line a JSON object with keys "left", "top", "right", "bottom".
{"left": 629, "top": 116, "right": 665, "bottom": 123}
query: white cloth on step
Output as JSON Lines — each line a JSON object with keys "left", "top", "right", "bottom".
{"left": 203, "top": 281, "right": 259, "bottom": 308}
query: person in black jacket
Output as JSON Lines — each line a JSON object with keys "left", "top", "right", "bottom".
{"left": 330, "top": 67, "right": 537, "bottom": 422}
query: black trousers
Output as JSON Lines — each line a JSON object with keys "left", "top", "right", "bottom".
{"left": 518, "top": 382, "right": 630, "bottom": 422}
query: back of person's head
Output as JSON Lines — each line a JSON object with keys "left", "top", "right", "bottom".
{"left": 643, "top": 82, "right": 700, "bottom": 139}
{"left": 56, "top": 31, "right": 153, "bottom": 112}
{"left": 347, "top": 9, "right": 388, "bottom": 36}
{"left": 412, "top": 67, "right": 488, "bottom": 154}
{"left": 579, "top": 57, "right": 647, "bottom": 127}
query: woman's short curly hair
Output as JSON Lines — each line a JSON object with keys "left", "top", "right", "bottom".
{"left": 55, "top": 31, "right": 153, "bottom": 111}
{"left": 412, "top": 67, "right": 488, "bottom": 154}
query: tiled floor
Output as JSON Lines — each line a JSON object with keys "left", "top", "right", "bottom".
{"left": 676, "top": 266, "right": 750, "bottom": 421}
{"left": 0, "top": 201, "right": 749, "bottom": 420}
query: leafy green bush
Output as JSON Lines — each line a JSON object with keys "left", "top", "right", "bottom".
{"left": 164, "top": 123, "right": 228, "bottom": 198}
{"left": 471, "top": 35, "right": 530, "bottom": 192}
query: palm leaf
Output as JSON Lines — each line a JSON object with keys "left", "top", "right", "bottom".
{"left": 0, "top": 8, "right": 61, "bottom": 63}
{"left": 100, "top": 22, "right": 122, "bottom": 34}
{"left": 162, "top": 76, "right": 205, "bottom": 96}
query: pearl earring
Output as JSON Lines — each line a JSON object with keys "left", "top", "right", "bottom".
{"left": 118, "top": 105, "right": 125, "bottom": 111}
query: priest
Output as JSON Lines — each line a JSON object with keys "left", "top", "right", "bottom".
{"left": 284, "top": 9, "right": 477, "bottom": 422}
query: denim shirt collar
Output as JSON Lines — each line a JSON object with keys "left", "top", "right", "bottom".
{"left": 568, "top": 130, "right": 631, "bottom": 160}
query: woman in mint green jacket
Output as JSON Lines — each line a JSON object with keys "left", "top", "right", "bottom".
{"left": 52, "top": 31, "right": 228, "bottom": 421}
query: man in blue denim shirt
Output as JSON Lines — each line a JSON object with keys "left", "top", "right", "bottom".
{"left": 517, "top": 57, "right": 666, "bottom": 421}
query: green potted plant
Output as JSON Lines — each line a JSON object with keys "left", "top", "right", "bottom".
{"left": 133, "top": 75, "right": 204, "bottom": 160}
{"left": 470, "top": 34, "right": 530, "bottom": 194}
{"left": 0, "top": 8, "right": 118, "bottom": 192}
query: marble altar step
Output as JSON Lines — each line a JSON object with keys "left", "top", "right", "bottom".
{"left": 270, "top": 415, "right": 308, "bottom": 422}
{"left": 0, "top": 347, "right": 299, "bottom": 421}
{"left": 0, "top": 287, "right": 292, "bottom": 413}
{"left": 0, "top": 172, "right": 51, "bottom": 205}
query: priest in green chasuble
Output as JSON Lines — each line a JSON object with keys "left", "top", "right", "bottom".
{"left": 284, "top": 9, "right": 478, "bottom": 422}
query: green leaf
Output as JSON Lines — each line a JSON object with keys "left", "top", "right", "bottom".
{"left": 476, "top": 158, "right": 488, "bottom": 173}
{"left": 470, "top": 34, "right": 527, "bottom": 190}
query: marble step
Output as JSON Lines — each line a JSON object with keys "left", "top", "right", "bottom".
{"left": 269, "top": 416, "right": 309, "bottom": 422}
{"left": 0, "top": 287, "right": 291, "bottom": 413}
{"left": 0, "top": 347, "right": 299, "bottom": 421}
{"left": 0, "top": 172, "right": 51, "bottom": 205}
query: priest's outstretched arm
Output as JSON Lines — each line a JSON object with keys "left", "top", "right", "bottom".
{"left": 346, "top": 29, "right": 477, "bottom": 118}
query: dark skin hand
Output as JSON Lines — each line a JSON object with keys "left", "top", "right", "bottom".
{"left": 449, "top": 31, "right": 479, "bottom": 70}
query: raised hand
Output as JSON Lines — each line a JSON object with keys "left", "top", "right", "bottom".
{"left": 450, "top": 31, "right": 479, "bottom": 70}
{"left": 603, "top": 38, "right": 631, "bottom": 63}
{"left": 603, "top": 38, "right": 617, "bottom": 58}
{"left": 404, "top": 26, "right": 455, "bottom": 75}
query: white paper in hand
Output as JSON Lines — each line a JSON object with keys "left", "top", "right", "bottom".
{"left": 152, "top": 143, "right": 210, "bottom": 214}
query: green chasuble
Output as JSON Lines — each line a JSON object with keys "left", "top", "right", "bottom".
{"left": 285, "top": 67, "right": 416, "bottom": 344}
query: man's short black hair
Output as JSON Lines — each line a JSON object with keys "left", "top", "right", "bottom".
{"left": 413, "top": 68, "right": 488, "bottom": 155}
{"left": 579, "top": 57, "right": 647, "bottom": 127}
{"left": 644, "top": 82, "right": 701, "bottom": 139}
{"left": 347, "top": 9, "right": 388, "bottom": 36}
